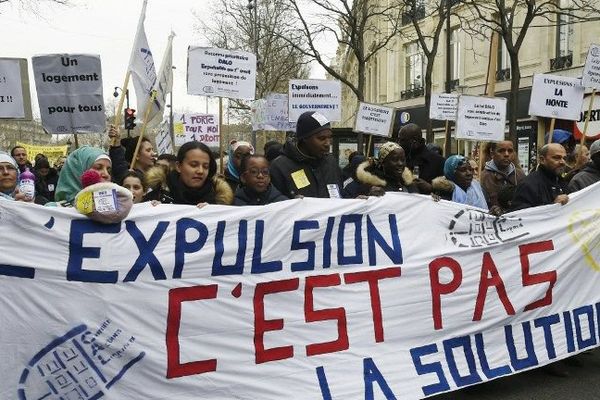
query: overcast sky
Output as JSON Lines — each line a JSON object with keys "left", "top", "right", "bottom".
{"left": 0, "top": 0, "right": 331, "bottom": 119}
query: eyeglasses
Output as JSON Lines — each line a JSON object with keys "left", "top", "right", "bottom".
{"left": 246, "top": 168, "right": 270, "bottom": 177}
{"left": 0, "top": 165, "right": 17, "bottom": 173}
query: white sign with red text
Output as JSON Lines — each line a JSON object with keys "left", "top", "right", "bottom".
{"left": 1, "top": 184, "right": 599, "bottom": 399}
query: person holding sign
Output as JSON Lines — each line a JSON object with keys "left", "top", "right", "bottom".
{"left": 510, "top": 144, "right": 569, "bottom": 211}
{"left": 354, "top": 142, "right": 417, "bottom": 196}
{"left": 270, "top": 112, "right": 343, "bottom": 199}
{"left": 432, "top": 155, "right": 488, "bottom": 210}
{"left": 144, "top": 141, "right": 233, "bottom": 206}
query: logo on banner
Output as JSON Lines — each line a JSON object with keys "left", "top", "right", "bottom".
{"left": 18, "top": 320, "right": 145, "bottom": 399}
{"left": 568, "top": 209, "right": 600, "bottom": 271}
{"left": 447, "top": 209, "right": 529, "bottom": 248}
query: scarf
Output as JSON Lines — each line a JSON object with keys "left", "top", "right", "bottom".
{"left": 166, "top": 170, "right": 216, "bottom": 205}
{"left": 55, "top": 146, "right": 109, "bottom": 203}
{"left": 452, "top": 180, "right": 488, "bottom": 210}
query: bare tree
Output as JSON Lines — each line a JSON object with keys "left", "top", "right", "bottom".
{"left": 460, "top": 0, "right": 600, "bottom": 143}
{"left": 282, "top": 0, "right": 402, "bottom": 150}
{"left": 196, "top": 0, "right": 309, "bottom": 115}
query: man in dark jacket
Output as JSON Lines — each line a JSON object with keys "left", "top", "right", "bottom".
{"left": 396, "top": 123, "right": 445, "bottom": 193}
{"left": 568, "top": 139, "right": 600, "bottom": 192}
{"left": 270, "top": 111, "right": 344, "bottom": 198}
{"left": 511, "top": 143, "right": 569, "bottom": 210}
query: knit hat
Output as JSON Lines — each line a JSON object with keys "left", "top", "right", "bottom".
{"left": 0, "top": 152, "right": 18, "bottom": 170}
{"left": 590, "top": 139, "right": 600, "bottom": 157}
{"left": 376, "top": 142, "right": 401, "bottom": 165}
{"left": 295, "top": 112, "right": 331, "bottom": 140}
{"left": 444, "top": 155, "right": 467, "bottom": 182}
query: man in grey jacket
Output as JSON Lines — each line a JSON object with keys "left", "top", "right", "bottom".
{"left": 568, "top": 139, "right": 600, "bottom": 192}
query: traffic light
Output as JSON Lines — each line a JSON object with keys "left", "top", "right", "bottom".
{"left": 124, "top": 108, "right": 136, "bottom": 130}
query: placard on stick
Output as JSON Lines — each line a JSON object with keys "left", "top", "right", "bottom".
{"left": 528, "top": 74, "right": 585, "bottom": 121}
{"left": 288, "top": 79, "right": 341, "bottom": 122}
{"left": 582, "top": 44, "right": 600, "bottom": 89}
{"left": 0, "top": 58, "right": 32, "bottom": 120}
{"left": 430, "top": 93, "right": 458, "bottom": 121}
{"left": 455, "top": 95, "right": 507, "bottom": 142}
{"left": 354, "top": 102, "right": 394, "bottom": 137}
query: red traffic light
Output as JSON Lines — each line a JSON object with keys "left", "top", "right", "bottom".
{"left": 124, "top": 108, "right": 136, "bottom": 130}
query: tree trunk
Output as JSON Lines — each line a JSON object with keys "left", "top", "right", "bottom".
{"left": 508, "top": 54, "right": 520, "bottom": 146}
{"left": 424, "top": 58, "right": 435, "bottom": 143}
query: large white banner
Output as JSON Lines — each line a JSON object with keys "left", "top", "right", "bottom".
{"left": 528, "top": 74, "right": 585, "bottom": 121}
{"left": 32, "top": 54, "right": 105, "bottom": 134}
{"left": 1, "top": 185, "right": 600, "bottom": 399}
{"left": 187, "top": 47, "right": 256, "bottom": 100}
{"left": 289, "top": 79, "right": 341, "bottom": 122}
{"left": 0, "top": 58, "right": 27, "bottom": 118}
{"left": 354, "top": 102, "right": 395, "bottom": 137}
{"left": 456, "top": 95, "right": 507, "bottom": 142}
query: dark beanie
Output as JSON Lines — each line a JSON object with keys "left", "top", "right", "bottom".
{"left": 295, "top": 111, "right": 331, "bottom": 141}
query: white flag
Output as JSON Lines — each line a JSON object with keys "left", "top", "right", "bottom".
{"left": 128, "top": 0, "right": 158, "bottom": 121}
{"left": 148, "top": 31, "right": 175, "bottom": 127}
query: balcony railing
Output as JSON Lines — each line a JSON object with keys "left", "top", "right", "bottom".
{"left": 401, "top": 85, "right": 424, "bottom": 100}
{"left": 401, "top": 5, "right": 425, "bottom": 25}
{"left": 496, "top": 68, "right": 511, "bottom": 81}
{"left": 550, "top": 53, "right": 573, "bottom": 71}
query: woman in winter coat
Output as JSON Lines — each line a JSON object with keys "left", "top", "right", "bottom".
{"left": 432, "top": 155, "right": 488, "bottom": 210}
{"left": 234, "top": 155, "right": 288, "bottom": 205}
{"left": 354, "top": 142, "right": 418, "bottom": 196}
{"left": 144, "top": 141, "right": 233, "bottom": 205}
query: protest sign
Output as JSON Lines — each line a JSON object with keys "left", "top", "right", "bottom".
{"left": 155, "top": 121, "right": 174, "bottom": 155}
{"left": 429, "top": 93, "right": 459, "bottom": 121}
{"left": 456, "top": 95, "right": 507, "bottom": 141}
{"left": 187, "top": 47, "right": 256, "bottom": 100}
{"left": 288, "top": 79, "right": 341, "bottom": 122}
{"left": 354, "top": 102, "right": 394, "bottom": 137}
{"left": 252, "top": 93, "right": 296, "bottom": 131}
{"left": 574, "top": 93, "right": 600, "bottom": 140}
{"left": 0, "top": 58, "right": 31, "bottom": 119}
{"left": 528, "top": 74, "right": 585, "bottom": 121}
{"left": 173, "top": 112, "right": 219, "bottom": 147}
{"left": 582, "top": 44, "right": 600, "bottom": 89}
{"left": 1, "top": 183, "right": 599, "bottom": 399}
{"left": 32, "top": 54, "right": 105, "bottom": 134}
{"left": 16, "top": 142, "right": 69, "bottom": 163}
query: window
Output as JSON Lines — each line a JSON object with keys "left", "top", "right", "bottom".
{"left": 450, "top": 28, "right": 461, "bottom": 81}
{"left": 557, "top": 5, "right": 573, "bottom": 57}
{"left": 405, "top": 41, "right": 424, "bottom": 89}
{"left": 387, "top": 47, "right": 398, "bottom": 98}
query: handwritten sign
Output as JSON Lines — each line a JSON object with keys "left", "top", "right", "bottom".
{"left": 252, "top": 93, "right": 296, "bottom": 131}
{"left": 354, "top": 102, "right": 394, "bottom": 137}
{"left": 173, "top": 112, "right": 219, "bottom": 147}
{"left": 187, "top": 47, "right": 256, "bottom": 100}
{"left": 528, "top": 74, "right": 585, "bottom": 121}
{"left": 32, "top": 54, "right": 105, "bottom": 134}
{"left": 288, "top": 79, "right": 341, "bottom": 122}
{"left": 430, "top": 93, "right": 459, "bottom": 121}
{"left": 456, "top": 95, "right": 507, "bottom": 142}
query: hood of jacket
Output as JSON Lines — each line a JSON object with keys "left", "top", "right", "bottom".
{"left": 432, "top": 176, "right": 455, "bottom": 194}
{"left": 281, "top": 140, "right": 324, "bottom": 168}
{"left": 355, "top": 159, "right": 414, "bottom": 188}
{"left": 484, "top": 160, "right": 515, "bottom": 176}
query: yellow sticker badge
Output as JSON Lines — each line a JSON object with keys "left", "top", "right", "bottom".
{"left": 567, "top": 209, "right": 600, "bottom": 271}
{"left": 75, "top": 191, "right": 94, "bottom": 215}
{"left": 291, "top": 169, "right": 310, "bottom": 189}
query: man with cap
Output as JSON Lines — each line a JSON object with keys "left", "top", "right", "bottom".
{"left": 270, "top": 111, "right": 344, "bottom": 198}
{"left": 568, "top": 139, "right": 600, "bottom": 192}
{"left": 510, "top": 143, "right": 569, "bottom": 211}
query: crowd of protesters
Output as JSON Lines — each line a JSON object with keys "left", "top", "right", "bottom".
{"left": 1, "top": 111, "right": 598, "bottom": 218}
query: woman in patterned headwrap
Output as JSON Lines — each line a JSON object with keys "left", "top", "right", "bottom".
{"left": 432, "top": 155, "right": 488, "bottom": 210}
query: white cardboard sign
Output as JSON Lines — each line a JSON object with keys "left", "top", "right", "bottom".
{"left": 582, "top": 44, "right": 600, "bottom": 89}
{"left": 252, "top": 93, "right": 296, "bottom": 131}
{"left": 155, "top": 121, "right": 174, "bottom": 155}
{"left": 429, "top": 93, "right": 459, "bottom": 121}
{"left": 0, "top": 58, "right": 26, "bottom": 118}
{"left": 456, "top": 95, "right": 507, "bottom": 142}
{"left": 288, "top": 79, "right": 341, "bottom": 122}
{"left": 528, "top": 74, "right": 585, "bottom": 121}
{"left": 173, "top": 112, "right": 219, "bottom": 147}
{"left": 32, "top": 54, "right": 105, "bottom": 134}
{"left": 187, "top": 47, "right": 256, "bottom": 100}
{"left": 354, "top": 102, "right": 394, "bottom": 137}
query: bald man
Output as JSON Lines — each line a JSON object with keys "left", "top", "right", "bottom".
{"left": 510, "top": 143, "right": 569, "bottom": 211}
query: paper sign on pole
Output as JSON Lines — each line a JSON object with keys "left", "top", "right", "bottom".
{"left": 456, "top": 95, "right": 507, "bottom": 141}
{"left": 429, "top": 93, "right": 459, "bottom": 121}
{"left": 32, "top": 54, "right": 105, "bottom": 134}
{"left": 1, "top": 185, "right": 600, "bottom": 399}
{"left": 0, "top": 58, "right": 31, "bottom": 119}
{"left": 574, "top": 93, "right": 600, "bottom": 140}
{"left": 582, "top": 44, "right": 600, "bottom": 89}
{"left": 155, "top": 121, "right": 174, "bottom": 155}
{"left": 528, "top": 73, "right": 585, "bottom": 121}
{"left": 173, "top": 112, "right": 219, "bottom": 147}
{"left": 187, "top": 47, "right": 256, "bottom": 100}
{"left": 354, "top": 102, "right": 394, "bottom": 137}
{"left": 288, "top": 79, "right": 341, "bottom": 122}
{"left": 255, "top": 93, "right": 296, "bottom": 131}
